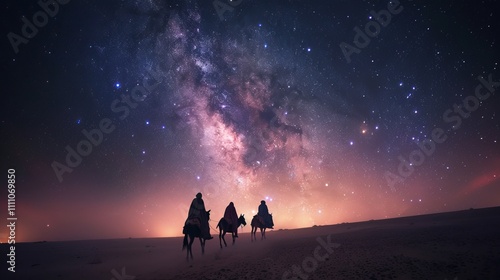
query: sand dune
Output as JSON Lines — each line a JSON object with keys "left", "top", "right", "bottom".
{"left": 3, "top": 207, "right": 500, "bottom": 279}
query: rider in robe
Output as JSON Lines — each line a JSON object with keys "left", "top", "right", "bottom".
{"left": 187, "top": 192, "right": 213, "bottom": 239}
{"left": 257, "top": 200, "right": 273, "bottom": 229}
{"left": 223, "top": 202, "right": 239, "bottom": 237}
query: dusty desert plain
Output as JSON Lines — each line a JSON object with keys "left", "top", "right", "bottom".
{"left": 2, "top": 206, "right": 500, "bottom": 280}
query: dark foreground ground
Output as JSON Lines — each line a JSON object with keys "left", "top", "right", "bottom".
{"left": 2, "top": 206, "right": 500, "bottom": 279}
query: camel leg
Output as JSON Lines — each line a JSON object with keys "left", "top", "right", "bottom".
{"left": 187, "top": 235, "right": 194, "bottom": 261}
{"left": 200, "top": 237, "right": 205, "bottom": 255}
{"left": 190, "top": 236, "right": 195, "bottom": 259}
{"left": 223, "top": 231, "right": 228, "bottom": 247}
{"left": 187, "top": 236, "right": 190, "bottom": 261}
{"left": 219, "top": 229, "right": 223, "bottom": 248}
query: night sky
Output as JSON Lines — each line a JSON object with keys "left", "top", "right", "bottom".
{"left": 1, "top": 0, "right": 499, "bottom": 242}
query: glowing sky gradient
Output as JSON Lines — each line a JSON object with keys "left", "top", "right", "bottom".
{"left": 1, "top": 0, "right": 499, "bottom": 242}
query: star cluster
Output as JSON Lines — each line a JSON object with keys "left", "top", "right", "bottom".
{"left": 1, "top": 0, "right": 499, "bottom": 241}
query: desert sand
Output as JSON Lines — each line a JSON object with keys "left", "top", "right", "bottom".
{"left": 2, "top": 207, "right": 500, "bottom": 280}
